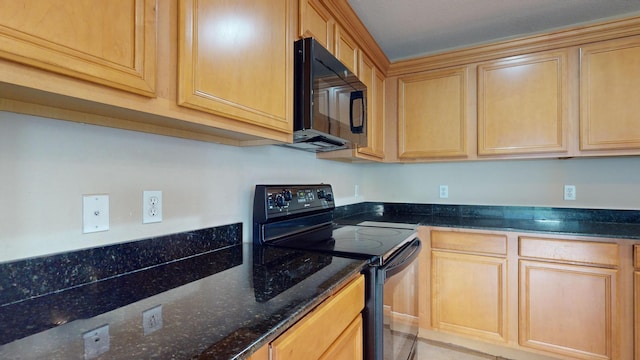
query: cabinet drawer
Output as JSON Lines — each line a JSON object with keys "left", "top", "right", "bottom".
{"left": 271, "top": 275, "right": 365, "bottom": 360}
{"left": 519, "top": 237, "right": 618, "bottom": 267}
{"left": 635, "top": 245, "right": 640, "bottom": 269}
{"left": 431, "top": 230, "right": 507, "bottom": 255}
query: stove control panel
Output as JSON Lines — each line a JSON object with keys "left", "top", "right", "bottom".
{"left": 253, "top": 184, "right": 335, "bottom": 222}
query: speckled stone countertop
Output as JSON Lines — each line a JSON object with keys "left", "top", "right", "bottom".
{"left": 334, "top": 202, "right": 640, "bottom": 240}
{"left": 0, "top": 225, "right": 366, "bottom": 360}
{"left": 2, "top": 202, "right": 639, "bottom": 360}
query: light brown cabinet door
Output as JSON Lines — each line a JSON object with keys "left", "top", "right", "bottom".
{"left": 178, "top": 0, "right": 294, "bottom": 133}
{"left": 397, "top": 67, "right": 468, "bottom": 159}
{"left": 580, "top": 36, "right": 640, "bottom": 151}
{"left": 431, "top": 251, "right": 507, "bottom": 342}
{"left": 334, "top": 25, "right": 359, "bottom": 75}
{"left": 318, "top": 316, "right": 363, "bottom": 360}
{"left": 271, "top": 275, "right": 364, "bottom": 360}
{"left": 299, "top": 0, "right": 333, "bottom": 51}
{"left": 519, "top": 260, "right": 617, "bottom": 360}
{"left": 356, "top": 53, "right": 384, "bottom": 159}
{"left": 477, "top": 51, "right": 568, "bottom": 155}
{"left": 0, "top": 0, "right": 156, "bottom": 96}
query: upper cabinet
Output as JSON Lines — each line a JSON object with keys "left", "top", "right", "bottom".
{"left": 580, "top": 36, "right": 640, "bottom": 152}
{"left": 397, "top": 66, "right": 468, "bottom": 159}
{"left": 178, "top": 0, "right": 294, "bottom": 133}
{"left": 308, "top": 0, "right": 390, "bottom": 162}
{"left": 0, "top": 1, "right": 295, "bottom": 145}
{"left": 477, "top": 50, "right": 569, "bottom": 156}
{"left": 299, "top": 0, "right": 334, "bottom": 51}
{"left": 0, "top": 0, "right": 156, "bottom": 96}
{"left": 388, "top": 15, "right": 640, "bottom": 163}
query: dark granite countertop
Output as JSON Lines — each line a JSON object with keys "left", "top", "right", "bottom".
{"left": 334, "top": 202, "right": 640, "bottom": 240}
{"left": 2, "top": 202, "right": 639, "bottom": 360}
{"left": 0, "top": 243, "right": 367, "bottom": 359}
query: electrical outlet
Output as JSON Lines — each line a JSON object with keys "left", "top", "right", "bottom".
{"left": 83, "top": 195, "right": 109, "bottom": 233}
{"left": 564, "top": 185, "right": 576, "bottom": 201}
{"left": 142, "top": 305, "right": 163, "bottom": 336}
{"left": 83, "top": 324, "right": 110, "bottom": 359}
{"left": 143, "top": 191, "right": 162, "bottom": 224}
{"left": 439, "top": 185, "right": 449, "bottom": 199}
{"left": 354, "top": 184, "right": 359, "bottom": 197}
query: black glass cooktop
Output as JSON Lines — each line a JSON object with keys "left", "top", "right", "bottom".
{"left": 272, "top": 222, "right": 417, "bottom": 265}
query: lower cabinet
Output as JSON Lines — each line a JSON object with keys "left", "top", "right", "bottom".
{"left": 420, "top": 227, "right": 633, "bottom": 360}
{"left": 635, "top": 245, "right": 640, "bottom": 360}
{"left": 430, "top": 230, "right": 507, "bottom": 342}
{"left": 251, "top": 274, "right": 364, "bottom": 360}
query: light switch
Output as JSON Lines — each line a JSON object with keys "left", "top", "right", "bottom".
{"left": 83, "top": 195, "right": 109, "bottom": 233}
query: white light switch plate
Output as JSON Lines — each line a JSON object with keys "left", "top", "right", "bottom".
{"left": 83, "top": 195, "right": 109, "bottom": 233}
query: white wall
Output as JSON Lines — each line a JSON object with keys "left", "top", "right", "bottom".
{"left": 0, "top": 112, "right": 366, "bottom": 262}
{"left": 2, "top": 111, "right": 640, "bottom": 263}
{"left": 362, "top": 157, "right": 640, "bottom": 209}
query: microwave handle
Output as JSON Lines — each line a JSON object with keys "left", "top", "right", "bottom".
{"left": 350, "top": 90, "right": 365, "bottom": 134}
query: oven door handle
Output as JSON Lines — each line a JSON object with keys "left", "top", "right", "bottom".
{"left": 381, "top": 239, "right": 421, "bottom": 281}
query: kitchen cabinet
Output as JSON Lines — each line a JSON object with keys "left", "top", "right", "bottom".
{"left": 334, "top": 25, "right": 359, "bottom": 76}
{"left": 178, "top": 0, "right": 294, "bottom": 134}
{"left": 477, "top": 50, "right": 569, "bottom": 156}
{"left": 0, "top": 0, "right": 156, "bottom": 96}
{"left": 0, "top": 0, "right": 294, "bottom": 147}
{"left": 519, "top": 237, "right": 618, "bottom": 360}
{"left": 270, "top": 275, "right": 364, "bottom": 360}
{"left": 635, "top": 245, "right": 640, "bottom": 360}
{"left": 419, "top": 226, "right": 635, "bottom": 360}
{"left": 430, "top": 230, "right": 508, "bottom": 343}
{"left": 397, "top": 66, "right": 469, "bottom": 159}
{"left": 580, "top": 36, "right": 640, "bottom": 152}
{"left": 299, "top": 0, "right": 334, "bottom": 51}
{"left": 354, "top": 53, "right": 385, "bottom": 160}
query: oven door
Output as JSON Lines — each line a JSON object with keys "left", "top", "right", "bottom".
{"left": 382, "top": 239, "right": 421, "bottom": 360}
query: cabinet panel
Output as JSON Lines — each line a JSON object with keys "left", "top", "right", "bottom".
{"left": 318, "top": 316, "right": 363, "bottom": 360}
{"left": 299, "top": 0, "right": 333, "bottom": 50}
{"left": 519, "top": 237, "right": 618, "bottom": 267}
{"left": 0, "top": 0, "right": 156, "bottom": 96}
{"left": 519, "top": 260, "right": 617, "bottom": 360}
{"left": 178, "top": 0, "right": 293, "bottom": 132}
{"left": 431, "top": 251, "right": 507, "bottom": 342}
{"left": 334, "top": 25, "right": 358, "bottom": 75}
{"left": 477, "top": 50, "right": 568, "bottom": 155}
{"left": 431, "top": 230, "right": 506, "bottom": 255}
{"left": 635, "top": 271, "right": 640, "bottom": 360}
{"left": 356, "top": 53, "right": 384, "bottom": 159}
{"left": 398, "top": 67, "right": 468, "bottom": 159}
{"left": 580, "top": 36, "right": 640, "bottom": 151}
{"left": 271, "top": 275, "right": 364, "bottom": 360}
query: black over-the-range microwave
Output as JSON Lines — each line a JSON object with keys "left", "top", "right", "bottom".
{"left": 282, "top": 37, "right": 368, "bottom": 152}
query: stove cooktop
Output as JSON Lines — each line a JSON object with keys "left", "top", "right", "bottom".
{"left": 273, "top": 222, "right": 417, "bottom": 265}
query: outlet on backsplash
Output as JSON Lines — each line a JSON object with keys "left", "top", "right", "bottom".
{"left": 143, "top": 191, "right": 162, "bottom": 224}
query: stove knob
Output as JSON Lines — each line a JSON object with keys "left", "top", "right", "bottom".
{"left": 282, "top": 189, "right": 293, "bottom": 201}
{"left": 274, "top": 194, "right": 286, "bottom": 207}
{"left": 325, "top": 193, "right": 333, "bottom": 201}
{"left": 317, "top": 189, "right": 326, "bottom": 199}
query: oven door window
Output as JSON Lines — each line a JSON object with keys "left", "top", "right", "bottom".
{"left": 384, "top": 256, "right": 419, "bottom": 360}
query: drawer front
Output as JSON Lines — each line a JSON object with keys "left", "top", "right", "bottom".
{"left": 519, "top": 237, "right": 618, "bottom": 267}
{"left": 431, "top": 230, "right": 507, "bottom": 256}
{"left": 271, "top": 275, "right": 365, "bottom": 360}
{"left": 635, "top": 245, "right": 640, "bottom": 269}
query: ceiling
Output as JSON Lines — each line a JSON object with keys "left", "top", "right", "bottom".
{"left": 347, "top": 0, "right": 640, "bottom": 61}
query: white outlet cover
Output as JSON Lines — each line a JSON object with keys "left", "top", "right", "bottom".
{"left": 439, "top": 185, "right": 449, "bottom": 199}
{"left": 83, "top": 195, "right": 109, "bottom": 233}
{"left": 143, "top": 191, "right": 162, "bottom": 224}
{"left": 83, "top": 324, "right": 110, "bottom": 359}
{"left": 143, "top": 305, "right": 163, "bottom": 335}
{"left": 564, "top": 185, "right": 577, "bottom": 201}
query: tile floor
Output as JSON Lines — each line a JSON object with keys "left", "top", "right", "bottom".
{"left": 416, "top": 339, "right": 506, "bottom": 360}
